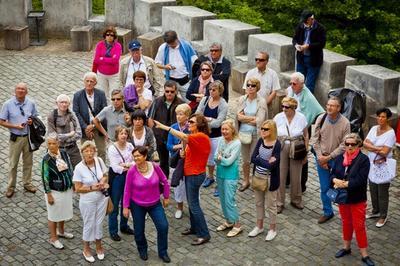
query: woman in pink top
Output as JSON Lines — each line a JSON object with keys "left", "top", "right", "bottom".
{"left": 92, "top": 26, "right": 122, "bottom": 99}
{"left": 122, "top": 146, "right": 171, "bottom": 263}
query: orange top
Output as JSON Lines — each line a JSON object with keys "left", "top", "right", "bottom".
{"left": 184, "top": 132, "right": 211, "bottom": 176}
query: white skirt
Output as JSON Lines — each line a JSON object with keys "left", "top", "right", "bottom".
{"left": 45, "top": 189, "right": 73, "bottom": 222}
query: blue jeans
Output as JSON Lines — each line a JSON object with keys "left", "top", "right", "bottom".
{"left": 108, "top": 173, "right": 129, "bottom": 235}
{"left": 217, "top": 178, "right": 239, "bottom": 223}
{"left": 130, "top": 200, "right": 169, "bottom": 257}
{"left": 185, "top": 173, "right": 210, "bottom": 238}
{"left": 296, "top": 56, "right": 320, "bottom": 94}
{"left": 316, "top": 158, "right": 334, "bottom": 216}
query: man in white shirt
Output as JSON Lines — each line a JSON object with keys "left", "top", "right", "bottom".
{"left": 243, "top": 51, "right": 280, "bottom": 116}
{"left": 155, "top": 30, "right": 197, "bottom": 102}
{"left": 119, "top": 40, "right": 165, "bottom": 97}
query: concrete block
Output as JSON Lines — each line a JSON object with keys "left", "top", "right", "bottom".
{"left": 137, "top": 32, "right": 164, "bottom": 59}
{"left": 134, "top": 0, "right": 176, "bottom": 35}
{"left": 230, "top": 64, "right": 249, "bottom": 95}
{"left": 0, "top": 0, "right": 31, "bottom": 29}
{"left": 247, "top": 33, "right": 295, "bottom": 72}
{"left": 345, "top": 65, "right": 400, "bottom": 106}
{"left": 87, "top": 15, "right": 105, "bottom": 37}
{"left": 278, "top": 70, "right": 295, "bottom": 91}
{"left": 162, "top": 6, "right": 216, "bottom": 41}
{"left": 105, "top": 0, "right": 135, "bottom": 29}
{"left": 4, "top": 25, "right": 29, "bottom": 50}
{"left": 70, "top": 25, "right": 93, "bottom": 52}
{"left": 191, "top": 40, "right": 208, "bottom": 56}
{"left": 204, "top": 19, "right": 261, "bottom": 62}
{"left": 43, "top": 0, "right": 90, "bottom": 37}
{"left": 116, "top": 27, "right": 133, "bottom": 55}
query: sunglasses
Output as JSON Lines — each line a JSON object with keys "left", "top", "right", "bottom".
{"left": 261, "top": 127, "right": 270, "bottom": 131}
{"left": 106, "top": 33, "right": 115, "bottom": 37}
{"left": 19, "top": 106, "right": 25, "bottom": 116}
{"left": 289, "top": 82, "right": 297, "bottom": 85}
{"left": 201, "top": 68, "right": 211, "bottom": 72}
{"left": 111, "top": 98, "right": 122, "bottom": 101}
{"left": 345, "top": 142, "right": 357, "bottom": 147}
{"left": 210, "top": 49, "right": 220, "bottom": 52}
{"left": 281, "top": 105, "right": 291, "bottom": 109}
{"left": 255, "top": 58, "right": 266, "bottom": 62}
{"left": 188, "top": 120, "right": 196, "bottom": 124}
{"left": 165, "top": 90, "right": 176, "bottom": 94}
{"left": 246, "top": 84, "right": 257, "bottom": 88}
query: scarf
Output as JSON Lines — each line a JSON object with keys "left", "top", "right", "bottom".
{"left": 163, "top": 38, "right": 197, "bottom": 80}
{"left": 105, "top": 41, "right": 113, "bottom": 57}
{"left": 198, "top": 76, "right": 213, "bottom": 95}
{"left": 343, "top": 148, "right": 360, "bottom": 167}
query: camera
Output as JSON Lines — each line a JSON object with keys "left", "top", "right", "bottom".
{"left": 101, "top": 188, "right": 109, "bottom": 197}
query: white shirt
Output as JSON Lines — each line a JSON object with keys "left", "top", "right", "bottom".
{"left": 366, "top": 125, "right": 396, "bottom": 161}
{"left": 125, "top": 57, "right": 152, "bottom": 90}
{"left": 141, "top": 88, "right": 153, "bottom": 115}
{"left": 85, "top": 92, "right": 95, "bottom": 122}
{"left": 243, "top": 67, "right": 281, "bottom": 98}
{"left": 274, "top": 111, "right": 307, "bottom": 138}
{"left": 107, "top": 143, "right": 134, "bottom": 174}
{"left": 132, "top": 127, "right": 146, "bottom": 147}
{"left": 73, "top": 157, "right": 107, "bottom": 201}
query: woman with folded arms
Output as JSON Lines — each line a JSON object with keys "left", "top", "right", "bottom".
{"left": 41, "top": 134, "right": 74, "bottom": 250}
{"left": 123, "top": 146, "right": 171, "bottom": 263}
{"left": 330, "top": 133, "right": 374, "bottom": 266}
{"left": 248, "top": 120, "right": 281, "bottom": 241}
{"left": 73, "top": 141, "right": 109, "bottom": 263}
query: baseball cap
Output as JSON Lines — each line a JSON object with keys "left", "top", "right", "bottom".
{"left": 128, "top": 40, "right": 141, "bottom": 50}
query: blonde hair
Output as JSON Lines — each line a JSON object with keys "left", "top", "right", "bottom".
{"left": 115, "top": 126, "right": 129, "bottom": 141}
{"left": 221, "top": 119, "right": 238, "bottom": 139}
{"left": 246, "top": 77, "right": 261, "bottom": 92}
{"left": 210, "top": 80, "right": 224, "bottom": 96}
{"left": 175, "top": 103, "right": 191, "bottom": 117}
{"left": 343, "top": 133, "right": 363, "bottom": 147}
{"left": 80, "top": 140, "right": 97, "bottom": 154}
{"left": 261, "top": 120, "right": 277, "bottom": 141}
{"left": 282, "top": 96, "right": 298, "bottom": 109}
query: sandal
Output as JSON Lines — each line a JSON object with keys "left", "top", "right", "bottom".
{"left": 216, "top": 222, "right": 234, "bottom": 232}
{"left": 227, "top": 227, "right": 243, "bottom": 237}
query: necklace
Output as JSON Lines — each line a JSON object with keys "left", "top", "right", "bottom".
{"left": 138, "top": 162, "right": 149, "bottom": 174}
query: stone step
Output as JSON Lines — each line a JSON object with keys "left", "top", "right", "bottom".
{"left": 234, "top": 55, "right": 248, "bottom": 64}
{"left": 135, "top": 0, "right": 177, "bottom": 35}
{"left": 203, "top": 19, "right": 261, "bottom": 62}
{"left": 162, "top": 6, "right": 216, "bottom": 41}
{"left": 150, "top": 26, "right": 163, "bottom": 34}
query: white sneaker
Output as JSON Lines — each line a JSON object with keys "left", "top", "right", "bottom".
{"left": 49, "top": 239, "right": 64, "bottom": 249}
{"left": 248, "top": 227, "right": 264, "bottom": 237}
{"left": 57, "top": 230, "right": 74, "bottom": 239}
{"left": 97, "top": 253, "right": 105, "bottom": 261}
{"left": 83, "top": 251, "right": 95, "bottom": 263}
{"left": 265, "top": 230, "right": 277, "bottom": 241}
{"left": 175, "top": 209, "right": 183, "bottom": 219}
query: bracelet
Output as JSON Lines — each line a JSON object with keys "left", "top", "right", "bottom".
{"left": 168, "top": 127, "right": 172, "bottom": 133}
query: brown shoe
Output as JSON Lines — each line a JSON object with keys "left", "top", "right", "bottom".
{"left": 317, "top": 214, "right": 334, "bottom": 224}
{"left": 5, "top": 188, "right": 14, "bottom": 198}
{"left": 24, "top": 184, "right": 37, "bottom": 193}
{"left": 238, "top": 183, "right": 250, "bottom": 192}
{"left": 290, "top": 202, "right": 304, "bottom": 210}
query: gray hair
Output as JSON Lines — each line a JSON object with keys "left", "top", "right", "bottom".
{"left": 83, "top": 72, "right": 97, "bottom": 81}
{"left": 80, "top": 140, "right": 97, "bottom": 154}
{"left": 328, "top": 96, "right": 342, "bottom": 107}
{"left": 46, "top": 132, "right": 59, "bottom": 142}
{"left": 291, "top": 72, "right": 305, "bottom": 84}
{"left": 343, "top": 133, "right": 363, "bottom": 147}
{"left": 56, "top": 94, "right": 71, "bottom": 103}
{"left": 257, "top": 51, "right": 269, "bottom": 62}
{"left": 209, "top": 42, "right": 222, "bottom": 50}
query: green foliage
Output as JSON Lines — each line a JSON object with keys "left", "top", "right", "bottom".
{"left": 32, "top": 0, "right": 43, "bottom": 10}
{"left": 178, "top": 0, "right": 400, "bottom": 71}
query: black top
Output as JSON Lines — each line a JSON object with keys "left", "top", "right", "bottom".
{"left": 329, "top": 152, "right": 370, "bottom": 204}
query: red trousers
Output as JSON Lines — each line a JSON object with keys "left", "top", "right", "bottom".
{"left": 338, "top": 201, "right": 368, "bottom": 248}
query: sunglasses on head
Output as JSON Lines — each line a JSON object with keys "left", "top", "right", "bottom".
{"left": 255, "top": 58, "right": 266, "bottom": 62}
{"left": 261, "top": 127, "right": 270, "bottom": 131}
{"left": 345, "top": 142, "right": 357, "bottom": 147}
{"left": 246, "top": 84, "right": 257, "bottom": 88}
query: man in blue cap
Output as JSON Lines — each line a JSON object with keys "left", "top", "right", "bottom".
{"left": 292, "top": 10, "right": 326, "bottom": 94}
{"left": 119, "top": 40, "right": 165, "bottom": 97}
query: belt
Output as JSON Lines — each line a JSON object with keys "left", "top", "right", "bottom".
{"left": 169, "top": 75, "right": 189, "bottom": 86}
{"left": 14, "top": 134, "right": 28, "bottom": 137}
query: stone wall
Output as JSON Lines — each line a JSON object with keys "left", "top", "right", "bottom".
{"left": 0, "top": 0, "right": 31, "bottom": 29}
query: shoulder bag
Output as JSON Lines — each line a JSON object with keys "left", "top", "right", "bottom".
{"left": 286, "top": 124, "right": 307, "bottom": 160}
{"left": 368, "top": 154, "right": 397, "bottom": 184}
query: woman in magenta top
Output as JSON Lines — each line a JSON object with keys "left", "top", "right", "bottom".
{"left": 92, "top": 26, "right": 122, "bottom": 99}
{"left": 122, "top": 146, "right": 171, "bottom": 263}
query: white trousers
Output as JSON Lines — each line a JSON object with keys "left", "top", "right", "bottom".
{"left": 96, "top": 72, "right": 120, "bottom": 100}
{"left": 79, "top": 193, "right": 108, "bottom": 242}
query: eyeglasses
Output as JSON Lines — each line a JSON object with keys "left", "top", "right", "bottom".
{"left": 246, "top": 84, "right": 257, "bottom": 88}
{"left": 281, "top": 105, "right": 291, "bottom": 109}
{"left": 165, "top": 90, "right": 176, "bottom": 94}
{"left": 255, "top": 58, "right": 267, "bottom": 62}
{"left": 345, "top": 142, "right": 357, "bottom": 147}
{"left": 261, "top": 127, "right": 270, "bottom": 131}
{"left": 289, "top": 82, "right": 297, "bottom": 85}
{"left": 19, "top": 106, "right": 25, "bottom": 116}
{"left": 201, "top": 68, "right": 211, "bottom": 72}
{"left": 111, "top": 98, "right": 122, "bottom": 101}
{"left": 106, "top": 33, "right": 115, "bottom": 37}
{"left": 210, "top": 49, "right": 220, "bottom": 52}
{"left": 188, "top": 120, "right": 196, "bottom": 124}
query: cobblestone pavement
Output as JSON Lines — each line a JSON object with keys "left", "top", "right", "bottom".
{"left": 0, "top": 40, "right": 399, "bottom": 265}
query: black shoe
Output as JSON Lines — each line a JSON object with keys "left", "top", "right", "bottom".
{"left": 121, "top": 227, "right": 134, "bottom": 235}
{"left": 139, "top": 252, "right": 148, "bottom": 261}
{"left": 110, "top": 234, "right": 121, "bottom": 241}
{"left": 181, "top": 228, "right": 196, "bottom": 236}
{"left": 361, "top": 256, "right": 375, "bottom": 266}
{"left": 335, "top": 248, "right": 351, "bottom": 258}
{"left": 159, "top": 254, "right": 171, "bottom": 263}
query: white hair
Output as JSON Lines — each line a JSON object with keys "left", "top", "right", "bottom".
{"left": 46, "top": 132, "right": 59, "bottom": 142}
{"left": 83, "top": 72, "right": 97, "bottom": 81}
{"left": 56, "top": 94, "right": 71, "bottom": 103}
{"left": 291, "top": 72, "right": 305, "bottom": 84}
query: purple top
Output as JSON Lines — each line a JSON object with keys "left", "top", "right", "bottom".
{"left": 123, "top": 163, "right": 170, "bottom": 208}
{"left": 123, "top": 84, "right": 138, "bottom": 111}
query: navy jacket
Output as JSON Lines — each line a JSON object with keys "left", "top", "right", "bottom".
{"left": 329, "top": 152, "right": 370, "bottom": 204}
{"left": 251, "top": 138, "right": 281, "bottom": 191}
{"left": 72, "top": 88, "right": 107, "bottom": 138}
{"left": 292, "top": 20, "right": 326, "bottom": 67}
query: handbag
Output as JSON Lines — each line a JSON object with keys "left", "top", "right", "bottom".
{"left": 239, "top": 131, "right": 252, "bottom": 145}
{"left": 251, "top": 171, "right": 270, "bottom": 192}
{"left": 169, "top": 149, "right": 180, "bottom": 168}
{"left": 326, "top": 188, "right": 348, "bottom": 204}
{"left": 171, "top": 158, "right": 184, "bottom": 187}
{"left": 106, "top": 197, "right": 114, "bottom": 215}
{"left": 368, "top": 155, "right": 397, "bottom": 184}
{"left": 286, "top": 125, "right": 307, "bottom": 160}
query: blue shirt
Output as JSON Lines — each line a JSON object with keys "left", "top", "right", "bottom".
{"left": 167, "top": 122, "right": 189, "bottom": 154}
{"left": 0, "top": 96, "right": 38, "bottom": 135}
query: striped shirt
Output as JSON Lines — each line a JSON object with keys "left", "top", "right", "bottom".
{"left": 255, "top": 143, "right": 273, "bottom": 175}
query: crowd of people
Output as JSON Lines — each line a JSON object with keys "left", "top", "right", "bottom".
{"left": 1, "top": 16, "right": 398, "bottom": 265}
